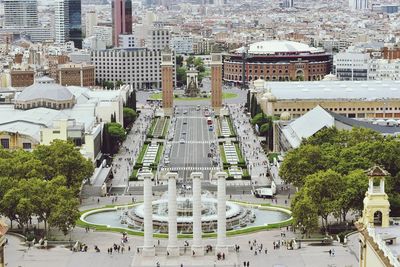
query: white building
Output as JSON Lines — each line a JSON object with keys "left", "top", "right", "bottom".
{"left": 54, "top": 0, "right": 69, "bottom": 44}
{"left": 369, "top": 59, "right": 400, "bottom": 81}
{"left": 170, "top": 36, "right": 193, "bottom": 55}
{"left": 91, "top": 48, "right": 176, "bottom": 90}
{"left": 93, "top": 26, "right": 112, "bottom": 47}
{"left": 349, "top": 0, "right": 369, "bottom": 10}
{"left": 85, "top": 10, "right": 97, "bottom": 38}
{"left": 83, "top": 36, "right": 106, "bottom": 50}
{"left": 146, "top": 27, "right": 170, "bottom": 50}
{"left": 0, "top": 77, "right": 131, "bottom": 160}
{"left": 3, "top": 0, "right": 38, "bottom": 28}
{"left": 333, "top": 52, "right": 370, "bottom": 80}
{"left": 119, "top": 34, "right": 136, "bottom": 48}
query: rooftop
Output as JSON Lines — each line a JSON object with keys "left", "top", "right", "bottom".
{"left": 257, "top": 80, "right": 400, "bottom": 101}
{"left": 235, "top": 40, "right": 325, "bottom": 55}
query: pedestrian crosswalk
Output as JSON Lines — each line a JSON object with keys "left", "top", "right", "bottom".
{"left": 169, "top": 140, "right": 214, "bottom": 144}
{"left": 161, "top": 167, "right": 220, "bottom": 171}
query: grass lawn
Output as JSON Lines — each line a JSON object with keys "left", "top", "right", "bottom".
{"left": 234, "top": 143, "right": 245, "bottom": 163}
{"left": 154, "top": 144, "right": 164, "bottom": 164}
{"left": 219, "top": 145, "right": 227, "bottom": 164}
{"left": 149, "top": 92, "right": 238, "bottom": 101}
{"left": 226, "top": 116, "right": 236, "bottom": 135}
{"left": 136, "top": 143, "right": 149, "bottom": 164}
{"left": 161, "top": 118, "right": 170, "bottom": 137}
{"left": 148, "top": 118, "right": 158, "bottom": 135}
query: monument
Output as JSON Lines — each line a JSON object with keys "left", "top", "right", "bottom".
{"left": 211, "top": 53, "right": 223, "bottom": 115}
{"left": 185, "top": 67, "right": 199, "bottom": 97}
{"left": 161, "top": 48, "right": 174, "bottom": 116}
{"left": 133, "top": 171, "right": 239, "bottom": 266}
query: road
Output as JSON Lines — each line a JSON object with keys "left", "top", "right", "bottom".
{"left": 164, "top": 106, "right": 217, "bottom": 181}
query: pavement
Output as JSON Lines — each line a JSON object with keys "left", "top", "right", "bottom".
{"left": 109, "top": 107, "right": 155, "bottom": 190}
{"left": 5, "top": 221, "right": 359, "bottom": 267}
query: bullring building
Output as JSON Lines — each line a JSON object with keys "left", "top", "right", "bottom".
{"left": 223, "top": 40, "right": 332, "bottom": 84}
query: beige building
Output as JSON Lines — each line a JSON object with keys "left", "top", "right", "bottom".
{"left": 57, "top": 63, "right": 95, "bottom": 87}
{"left": 356, "top": 166, "right": 400, "bottom": 267}
{"left": 251, "top": 79, "right": 400, "bottom": 120}
{"left": 0, "top": 220, "right": 7, "bottom": 267}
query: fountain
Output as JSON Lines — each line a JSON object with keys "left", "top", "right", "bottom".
{"left": 126, "top": 192, "right": 255, "bottom": 234}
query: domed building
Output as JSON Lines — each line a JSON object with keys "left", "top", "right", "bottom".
{"left": 15, "top": 77, "right": 75, "bottom": 110}
{"left": 223, "top": 40, "right": 332, "bottom": 84}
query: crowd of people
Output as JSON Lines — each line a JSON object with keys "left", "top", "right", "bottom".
{"left": 228, "top": 104, "right": 270, "bottom": 186}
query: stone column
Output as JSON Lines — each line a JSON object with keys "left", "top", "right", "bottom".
{"left": 216, "top": 171, "right": 228, "bottom": 255}
{"left": 167, "top": 172, "right": 179, "bottom": 256}
{"left": 142, "top": 173, "right": 155, "bottom": 256}
{"left": 191, "top": 172, "right": 204, "bottom": 256}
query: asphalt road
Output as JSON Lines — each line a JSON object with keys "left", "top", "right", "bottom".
{"left": 166, "top": 106, "right": 217, "bottom": 181}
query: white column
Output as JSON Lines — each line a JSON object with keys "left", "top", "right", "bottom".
{"left": 142, "top": 173, "right": 155, "bottom": 256}
{"left": 167, "top": 172, "right": 179, "bottom": 256}
{"left": 216, "top": 171, "right": 228, "bottom": 255}
{"left": 191, "top": 172, "right": 204, "bottom": 256}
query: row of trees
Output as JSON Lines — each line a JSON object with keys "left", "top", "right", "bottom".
{"left": 176, "top": 55, "right": 206, "bottom": 87}
{"left": 280, "top": 127, "right": 400, "bottom": 234}
{"left": 0, "top": 140, "right": 93, "bottom": 235}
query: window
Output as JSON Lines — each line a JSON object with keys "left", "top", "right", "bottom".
{"left": 0, "top": 138, "right": 9, "bottom": 149}
{"left": 23, "top": 143, "right": 32, "bottom": 149}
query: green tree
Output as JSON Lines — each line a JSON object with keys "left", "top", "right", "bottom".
{"left": 49, "top": 197, "right": 80, "bottom": 235}
{"left": 291, "top": 192, "right": 319, "bottom": 237}
{"left": 251, "top": 113, "right": 269, "bottom": 126}
{"left": 176, "top": 67, "right": 187, "bottom": 87}
{"left": 186, "top": 55, "right": 195, "bottom": 66}
{"left": 123, "top": 107, "right": 137, "bottom": 128}
{"left": 337, "top": 170, "right": 369, "bottom": 221}
{"left": 176, "top": 55, "right": 184, "bottom": 67}
{"left": 303, "top": 169, "right": 345, "bottom": 229}
{"left": 33, "top": 140, "right": 94, "bottom": 188}
{"left": 115, "top": 80, "right": 124, "bottom": 88}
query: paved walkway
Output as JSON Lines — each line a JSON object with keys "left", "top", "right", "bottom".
{"left": 110, "top": 107, "right": 155, "bottom": 189}
{"left": 228, "top": 105, "right": 270, "bottom": 186}
{"left": 5, "top": 227, "right": 358, "bottom": 267}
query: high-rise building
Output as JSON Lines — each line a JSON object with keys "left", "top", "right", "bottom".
{"left": 349, "top": 0, "right": 368, "bottom": 10}
{"left": 283, "top": 0, "right": 293, "bottom": 8}
{"left": 55, "top": 0, "right": 69, "bottom": 44}
{"left": 112, "top": 0, "right": 132, "bottom": 46}
{"left": 85, "top": 11, "right": 97, "bottom": 38}
{"left": 3, "top": 0, "right": 38, "bottom": 28}
{"left": 54, "top": 0, "right": 82, "bottom": 49}
{"left": 68, "top": 0, "right": 82, "bottom": 49}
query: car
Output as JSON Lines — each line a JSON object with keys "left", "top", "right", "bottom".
{"left": 179, "top": 139, "right": 185, "bottom": 144}
{"left": 183, "top": 110, "right": 188, "bottom": 114}
{"left": 183, "top": 121, "right": 187, "bottom": 125}
{"left": 182, "top": 131, "right": 186, "bottom": 135}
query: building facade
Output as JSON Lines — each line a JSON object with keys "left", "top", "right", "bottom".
{"left": 146, "top": 27, "right": 170, "bottom": 50}
{"left": 57, "top": 63, "right": 95, "bottom": 87}
{"left": 85, "top": 11, "right": 97, "bottom": 38}
{"left": 170, "top": 36, "right": 193, "bottom": 54}
{"left": 112, "top": 0, "right": 133, "bottom": 46}
{"left": 251, "top": 79, "right": 400, "bottom": 121}
{"left": 54, "top": 0, "right": 82, "bottom": 48}
{"left": 68, "top": 0, "right": 82, "bottom": 49}
{"left": 3, "top": 0, "right": 38, "bottom": 28}
{"left": 224, "top": 40, "right": 332, "bottom": 85}
{"left": 55, "top": 0, "right": 69, "bottom": 44}
{"left": 91, "top": 48, "right": 176, "bottom": 90}
{"left": 10, "top": 69, "right": 35, "bottom": 87}
{"left": 349, "top": 0, "right": 368, "bottom": 10}
{"left": 119, "top": 34, "right": 135, "bottom": 48}
{"left": 333, "top": 52, "right": 370, "bottom": 80}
